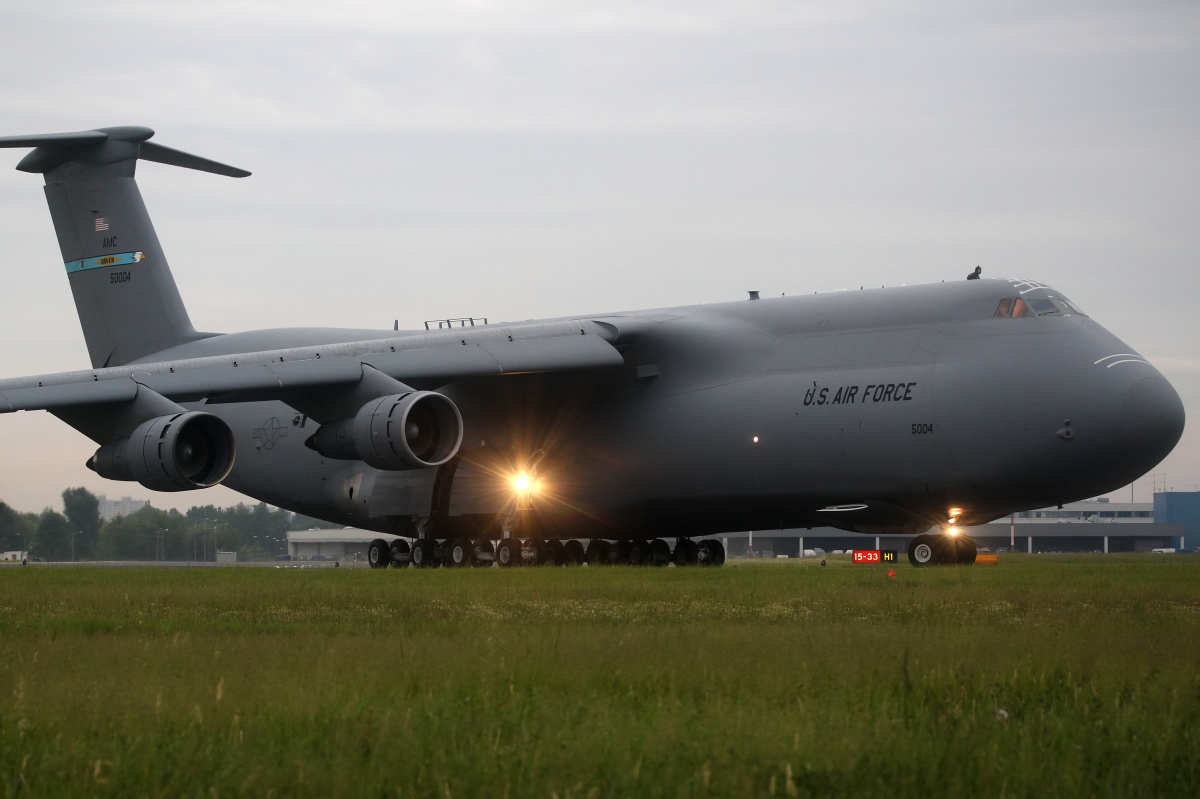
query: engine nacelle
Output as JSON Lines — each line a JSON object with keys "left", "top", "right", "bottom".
{"left": 307, "top": 391, "right": 463, "bottom": 470}
{"left": 88, "top": 412, "right": 237, "bottom": 492}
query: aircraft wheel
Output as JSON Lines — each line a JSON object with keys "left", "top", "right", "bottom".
{"left": 529, "top": 538, "right": 553, "bottom": 566}
{"left": 548, "top": 539, "right": 566, "bottom": 565}
{"left": 389, "top": 538, "right": 411, "bottom": 566}
{"left": 367, "top": 539, "right": 391, "bottom": 569}
{"left": 698, "top": 539, "right": 725, "bottom": 566}
{"left": 650, "top": 539, "right": 671, "bottom": 566}
{"left": 496, "top": 538, "right": 521, "bottom": 568}
{"left": 611, "top": 540, "right": 629, "bottom": 564}
{"left": 628, "top": 540, "right": 650, "bottom": 566}
{"left": 446, "top": 538, "right": 472, "bottom": 568}
{"left": 471, "top": 538, "right": 494, "bottom": 567}
{"left": 562, "top": 539, "right": 586, "bottom": 565}
{"left": 586, "top": 539, "right": 611, "bottom": 566}
{"left": 673, "top": 538, "right": 699, "bottom": 566}
{"left": 411, "top": 539, "right": 438, "bottom": 569}
{"left": 908, "top": 534, "right": 937, "bottom": 567}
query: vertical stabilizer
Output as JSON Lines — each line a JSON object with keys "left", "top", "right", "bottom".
{"left": 0, "top": 126, "right": 249, "bottom": 368}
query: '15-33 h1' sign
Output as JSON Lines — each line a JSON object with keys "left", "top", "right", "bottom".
{"left": 852, "top": 550, "right": 897, "bottom": 563}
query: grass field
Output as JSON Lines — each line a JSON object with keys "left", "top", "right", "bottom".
{"left": 2, "top": 555, "right": 1199, "bottom": 798}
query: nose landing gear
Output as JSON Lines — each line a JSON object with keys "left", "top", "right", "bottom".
{"left": 907, "top": 533, "right": 977, "bottom": 566}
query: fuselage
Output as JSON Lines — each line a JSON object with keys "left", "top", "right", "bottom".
{"left": 140, "top": 278, "right": 1184, "bottom": 539}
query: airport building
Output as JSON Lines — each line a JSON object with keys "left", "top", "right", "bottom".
{"left": 97, "top": 495, "right": 149, "bottom": 521}
{"left": 287, "top": 529, "right": 403, "bottom": 562}
{"left": 722, "top": 493, "right": 1197, "bottom": 557}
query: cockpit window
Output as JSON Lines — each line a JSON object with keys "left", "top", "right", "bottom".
{"left": 994, "top": 295, "right": 1085, "bottom": 318}
{"left": 1027, "top": 298, "right": 1057, "bottom": 315}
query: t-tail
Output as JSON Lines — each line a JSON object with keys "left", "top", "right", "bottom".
{"left": 0, "top": 126, "right": 249, "bottom": 368}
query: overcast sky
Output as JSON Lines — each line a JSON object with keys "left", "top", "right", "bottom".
{"left": 1, "top": 0, "right": 1197, "bottom": 513}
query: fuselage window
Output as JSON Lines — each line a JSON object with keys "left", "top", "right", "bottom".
{"left": 994, "top": 298, "right": 1012, "bottom": 317}
{"left": 1011, "top": 298, "right": 1030, "bottom": 317}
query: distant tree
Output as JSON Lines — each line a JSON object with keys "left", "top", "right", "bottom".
{"left": 0, "top": 502, "right": 34, "bottom": 552}
{"left": 98, "top": 514, "right": 156, "bottom": 560}
{"left": 61, "top": 487, "right": 101, "bottom": 560}
{"left": 32, "top": 509, "right": 73, "bottom": 561}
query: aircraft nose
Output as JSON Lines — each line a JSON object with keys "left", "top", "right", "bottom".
{"left": 1120, "top": 375, "right": 1185, "bottom": 470}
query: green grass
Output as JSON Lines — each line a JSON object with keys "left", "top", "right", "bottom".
{"left": 2, "top": 555, "right": 1199, "bottom": 797}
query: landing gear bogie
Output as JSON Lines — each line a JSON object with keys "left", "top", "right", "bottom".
{"left": 586, "top": 539, "right": 612, "bottom": 566}
{"left": 367, "top": 538, "right": 391, "bottom": 569}
{"left": 562, "top": 539, "right": 586, "bottom": 565}
{"left": 496, "top": 538, "right": 521, "bottom": 568}
{"left": 411, "top": 539, "right": 439, "bottom": 568}
{"left": 907, "top": 533, "right": 978, "bottom": 567}
{"left": 389, "top": 538, "right": 411, "bottom": 566}
{"left": 697, "top": 538, "right": 725, "bottom": 566}
{"left": 445, "top": 537, "right": 472, "bottom": 567}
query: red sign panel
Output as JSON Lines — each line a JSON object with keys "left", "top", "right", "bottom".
{"left": 852, "top": 549, "right": 897, "bottom": 563}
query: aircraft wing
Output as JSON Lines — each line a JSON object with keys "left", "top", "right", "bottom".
{"left": 0, "top": 320, "right": 624, "bottom": 413}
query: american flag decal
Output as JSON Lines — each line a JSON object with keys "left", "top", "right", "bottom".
{"left": 94, "top": 218, "right": 109, "bottom": 231}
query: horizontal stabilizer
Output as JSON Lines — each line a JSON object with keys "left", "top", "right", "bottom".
{"left": 0, "top": 126, "right": 249, "bottom": 177}
{"left": 140, "top": 142, "right": 251, "bottom": 178}
{"left": 0, "top": 130, "right": 108, "bottom": 148}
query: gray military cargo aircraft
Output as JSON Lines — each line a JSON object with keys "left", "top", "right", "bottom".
{"left": 0, "top": 127, "right": 1186, "bottom": 567}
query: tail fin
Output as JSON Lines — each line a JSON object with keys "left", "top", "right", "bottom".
{"left": 0, "top": 126, "right": 249, "bottom": 368}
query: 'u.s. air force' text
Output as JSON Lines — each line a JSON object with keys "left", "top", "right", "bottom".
{"left": 803, "top": 382, "right": 917, "bottom": 407}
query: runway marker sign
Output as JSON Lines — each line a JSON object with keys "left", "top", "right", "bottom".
{"left": 852, "top": 549, "right": 897, "bottom": 564}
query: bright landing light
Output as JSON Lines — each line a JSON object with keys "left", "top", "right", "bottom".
{"left": 512, "top": 473, "right": 534, "bottom": 493}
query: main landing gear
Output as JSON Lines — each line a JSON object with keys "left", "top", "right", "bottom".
{"left": 367, "top": 536, "right": 726, "bottom": 568}
{"left": 907, "top": 533, "right": 978, "bottom": 567}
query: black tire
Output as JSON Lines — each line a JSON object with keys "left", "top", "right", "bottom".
{"left": 446, "top": 538, "right": 472, "bottom": 567}
{"left": 707, "top": 538, "right": 726, "bottom": 566}
{"left": 367, "top": 539, "right": 391, "bottom": 569}
{"left": 585, "top": 539, "right": 611, "bottom": 566}
{"left": 496, "top": 538, "right": 521, "bottom": 567}
{"left": 563, "top": 539, "right": 586, "bottom": 565}
{"left": 411, "top": 539, "right": 437, "bottom": 569}
{"left": 614, "top": 540, "right": 633, "bottom": 565}
{"left": 628, "top": 540, "right": 651, "bottom": 566}
{"left": 471, "top": 538, "right": 494, "bottom": 567}
{"left": 673, "top": 538, "right": 699, "bottom": 566}
{"left": 547, "top": 539, "right": 566, "bottom": 565}
{"left": 529, "top": 538, "right": 554, "bottom": 566}
{"left": 697, "top": 539, "right": 725, "bottom": 566}
{"left": 389, "top": 538, "right": 411, "bottom": 566}
{"left": 650, "top": 539, "right": 671, "bottom": 566}
{"left": 908, "top": 534, "right": 937, "bottom": 567}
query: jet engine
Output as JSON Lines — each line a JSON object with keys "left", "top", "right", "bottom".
{"left": 88, "top": 412, "right": 236, "bottom": 491}
{"left": 307, "top": 391, "right": 463, "bottom": 470}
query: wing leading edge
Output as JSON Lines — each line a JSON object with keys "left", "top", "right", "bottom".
{"left": 0, "top": 320, "right": 624, "bottom": 414}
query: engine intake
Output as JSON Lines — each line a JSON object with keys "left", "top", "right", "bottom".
{"left": 88, "top": 412, "right": 236, "bottom": 491}
{"left": 307, "top": 391, "right": 463, "bottom": 470}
